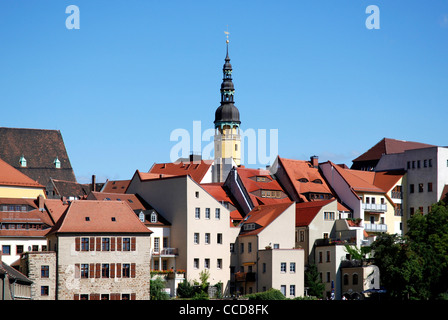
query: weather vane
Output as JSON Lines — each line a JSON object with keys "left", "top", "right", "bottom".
{"left": 224, "top": 25, "right": 229, "bottom": 43}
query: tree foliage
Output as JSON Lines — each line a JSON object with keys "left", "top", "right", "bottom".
{"left": 371, "top": 201, "right": 448, "bottom": 300}
{"left": 304, "top": 264, "right": 325, "bottom": 299}
{"left": 150, "top": 277, "right": 170, "bottom": 300}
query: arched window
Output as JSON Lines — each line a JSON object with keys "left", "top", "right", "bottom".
{"left": 353, "top": 273, "right": 359, "bottom": 285}
{"left": 150, "top": 212, "right": 157, "bottom": 223}
{"left": 343, "top": 274, "right": 349, "bottom": 285}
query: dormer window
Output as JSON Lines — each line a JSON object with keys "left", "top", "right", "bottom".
{"left": 54, "top": 157, "right": 61, "bottom": 169}
{"left": 138, "top": 212, "right": 145, "bottom": 223}
{"left": 244, "top": 223, "right": 255, "bottom": 231}
{"left": 19, "top": 155, "right": 27, "bottom": 167}
{"left": 150, "top": 212, "right": 158, "bottom": 223}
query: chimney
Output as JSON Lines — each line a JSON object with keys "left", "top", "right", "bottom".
{"left": 38, "top": 194, "right": 45, "bottom": 212}
{"left": 92, "top": 175, "right": 96, "bottom": 192}
{"left": 310, "top": 155, "right": 319, "bottom": 168}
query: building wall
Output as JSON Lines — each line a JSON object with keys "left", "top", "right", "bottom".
{"left": 0, "top": 186, "right": 45, "bottom": 199}
{"left": 54, "top": 234, "right": 151, "bottom": 300}
{"left": 127, "top": 175, "right": 235, "bottom": 290}
{"left": 0, "top": 238, "right": 48, "bottom": 266}
{"left": 20, "top": 251, "right": 57, "bottom": 300}
{"left": 315, "top": 245, "right": 347, "bottom": 300}
{"left": 341, "top": 265, "right": 379, "bottom": 299}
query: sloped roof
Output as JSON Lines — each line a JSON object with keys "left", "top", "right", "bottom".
{"left": 277, "top": 157, "right": 333, "bottom": 201}
{"left": 353, "top": 138, "right": 435, "bottom": 162}
{"left": 87, "top": 191, "right": 149, "bottom": 211}
{"left": 236, "top": 167, "right": 292, "bottom": 206}
{"left": 0, "top": 157, "right": 43, "bottom": 188}
{"left": 149, "top": 160, "right": 213, "bottom": 183}
{"left": 239, "top": 202, "right": 293, "bottom": 236}
{"left": 43, "top": 199, "right": 70, "bottom": 225}
{"left": 101, "top": 180, "right": 131, "bottom": 193}
{"left": 0, "top": 127, "right": 77, "bottom": 185}
{"left": 373, "top": 170, "right": 405, "bottom": 192}
{"left": 295, "top": 199, "right": 335, "bottom": 227}
{"left": 50, "top": 179, "right": 91, "bottom": 199}
{"left": 329, "top": 162, "right": 384, "bottom": 193}
{"left": 200, "top": 182, "right": 243, "bottom": 224}
{"left": 47, "top": 200, "right": 152, "bottom": 235}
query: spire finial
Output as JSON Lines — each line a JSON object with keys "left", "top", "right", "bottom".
{"left": 224, "top": 25, "right": 229, "bottom": 44}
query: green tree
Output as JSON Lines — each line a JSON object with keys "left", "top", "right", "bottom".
{"left": 150, "top": 277, "right": 170, "bottom": 300}
{"left": 304, "top": 264, "right": 325, "bottom": 299}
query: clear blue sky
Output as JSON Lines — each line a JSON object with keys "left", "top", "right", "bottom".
{"left": 1, "top": 1, "right": 447, "bottom": 183}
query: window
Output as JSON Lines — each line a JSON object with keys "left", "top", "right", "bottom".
{"left": 280, "top": 285, "right": 286, "bottom": 296}
{"left": 290, "top": 262, "right": 296, "bottom": 273}
{"left": 41, "top": 265, "right": 49, "bottom": 278}
{"left": 326, "top": 251, "right": 331, "bottom": 262}
{"left": 410, "top": 184, "right": 414, "bottom": 193}
{"left": 248, "top": 242, "right": 252, "bottom": 253}
{"left": 195, "top": 208, "right": 200, "bottom": 219}
{"left": 419, "top": 183, "right": 424, "bottom": 193}
{"left": 290, "top": 285, "right": 296, "bottom": 297}
{"left": 41, "top": 286, "right": 49, "bottom": 296}
{"left": 16, "top": 245, "right": 24, "bottom": 254}
{"left": 326, "top": 272, "right": 331, "bottom": 283}
{"left": 273, "top": 243, "right": 279, "bottom": 249}
{"left": 230, "top": 243, "right": 235, "bottom": 253}
{"left": 263, "top": 263, "right": 266, "bottom": 273}
{"left": 122, "top": 264, "right": 130, "bottom": 278}
{"left": 205, "top": 233, "right": 210, "bottom": 244}
{"left": 244, "top": 223, "right": 255, "bottom": 231}
{"left": 154, "top": 238, "right": 160, "bottom": 252}
{"left": 205, "top": 208, "right": 210, "bottom": 219}
{"left": 204, "top": 259, "right": 210, "bottom": 269}
{"left": 217, "top": 233, "right": 223, "bottom": 244}
{"left": 195, "top": 191, "right": 199, "bottom": 198}
{"left": 81, "top": 238, "right": 89, "bottom": 251}
{"left": 194, "top": 233, "right": 200, "bottom": 244}
{"left": 102, "top": 238, "right": 110, "bottom": 251}
{"left": 215, "top": 208, "right": 220, "bottom": 219}
{"left": 410, "top": 207, "right": 415, "bottom": 216}
{"left": 123, "top": 238, "right": 131, "bottom": 251}
{"left": 280, "top": 262, "right": 286, "bottom": 273}
{"left": 324, "top": 212, "right": 335, "bottom": 220}
{"left": 429, "top": 159, "right": 433, "bottom": 167}
{"left": 428, "top": 182, "right": 433, "bottom": 192}
{"left": 150, "top": 212, "right": 157, "bottom": 223}
{"left": 318, "top": 251, "right": 322, "bottom": 263}
{"left": 240, "top": 243, "right": 244, "bottom": 253}
{"left": 353, "top": 274, "right": 359, "bottom": 285}
{"left": 194, "top": 259, "right": 199, "bottom": 269}
{"left": 81, "top": 264, "right": 89, "bottom": 278}
{"left": 343, "top": 274, "right": 349, "bottom": 285}
{"left": 217, "top": 259, "right": 222, "bottom": 269}
{"left": 102, "top": 264, "right": 110, "bottom": 278}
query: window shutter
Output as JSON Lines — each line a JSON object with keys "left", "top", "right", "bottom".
{"left": 96, "top": 237, "right": 101, "bottom": 251}
{"left": 110, "top": 263, "right": 115, "bottom": 278}
{"left": 95, "top": 263, "right": 101, "bottom": 278}
{"left": 131, "top": 263, "right": 136, "bottom": 278}
{"left": 116, "top": 263, "right": 121, "bottom": 278}
{"left": 131, "top": 237, "right": 136, "bottom": 251}
{"left": 73, "top": 294, "right": 79, "bottom": 300}
{"left": 111, "top": 237, "right": 116, "bottom": 251}
{"left": 74, "top": 264, "right": 80, "bottom": 278}
{"left": 131, "top": 293, "right": 136, "bottom": 300}
{"left": 111, "top": 293, "right": 120, "bottom": 300}
{"left": 90, "top": 237, "right": 95, "bottom": 251}
{"left": 89, "top": 263, "right": 95, "bottom": 278}
{"left": 75, "top": 237, "right": 80, "bottom": 251}
{"left": 90, "top": 293, "right": 100, "bottom": 300}
{"left": 117, "top": 237, "right": 122, "bottom": 251}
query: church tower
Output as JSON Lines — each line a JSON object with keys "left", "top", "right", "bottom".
{"left": 212, "top": 38, "right": 241, "bottom": 183}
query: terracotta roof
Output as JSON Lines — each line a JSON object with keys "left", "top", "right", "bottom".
{"left": 0, "top": 198, "right": 38, "bottom": 208}
{"left": 201, "top": 182, "right": 244, "bottom": 225}
{"left": 0, "top": 127, "right": 77, "bottom": 185}
{"left": 87, "top": 191, "right": 149, "bottom": 211}
{"left": 148, "top": 160, "right": 213, "bottom": 183}
{"left": 295, "top": 199, "right": 335, "bottom": 227}
{"left": 101, "top": 180, "right": 131, "bottom": 193}
{"left": 329, "top": 162, "right": 384, "bottom": 193}
{"left": 0, "top": 157, "right": 44, "bottom": 188}
{"left": 43, "top": 199, "right": 70, "bottom": 224}
{"left": 240, "top": 202, "right": 293, "bottom": 236}
{"left": 372, "top": 170, "right": 405, "bottom": 192}
{"left": 277, "top": 157, "right": 333, "bottom": 201}
{"left": 353, "top": 138, "right": 435, "bottom": 162}
{"left": 236, "top": 167, "right": 292, "bottom": 206}
{"left": 47, "top": 200, "right": 152, "bottom": 235}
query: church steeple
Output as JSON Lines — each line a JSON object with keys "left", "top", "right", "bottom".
{"left": 213, "top": 34, "right": 242, "bottom": 183}
{"left": 214, "top": 39, "right": 240, "bottom": 127}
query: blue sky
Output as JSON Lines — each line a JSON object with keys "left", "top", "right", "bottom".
{"left": 1, "top": 1, "right": 447, "bottom": 183}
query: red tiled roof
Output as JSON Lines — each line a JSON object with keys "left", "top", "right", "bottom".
{"left": 236, "top": 167, "right": 292, "bottom": 206}
{"left": 372, "top": 170, "right": 405, "bottom": 192}
{"left": 43, "top": 199, "right": 69, "bottom": 225}
{"left": 101, "top": 180, "right": 131, "bottom": 193}
{"left": 278, "top": 157, "right": 333, "bottom": 201}
{"left": 353, "top": 138, "right": 435, "bottom": 162}
{"left": 329, "top": 162, "right": 384, "bottom": 193}
{"left": 87, "top": 191, "right": 149, "bottom": 211}
{"left": 295, "top": 199, "right": 335, "bottom": 227}
{"left": 240, "top": 202, "right": 293, "bottom": 236}
{"left": 47, "top": 200, "right": 152, "bottom": 235}
{"left": 0, "top": 157, "right": 43, "bottom": 188}
{"left": 149, "top": 160, "right": 213, "bottom": 183}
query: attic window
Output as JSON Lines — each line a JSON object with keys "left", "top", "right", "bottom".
{"left": 150, "top": 212, "right": 157, "bottom": 223}
{"left": 312, "top": 179, "right": 323, "bottom": 184}
{"left": 244, "top": 223, "right": 255, "bottom": 231}
{"left": 139, "top": 212, "right": 145, "bottom": 222}
{"left": 298, "top": 178, "right": 309, "bottom": 183}
{"left": 111, "top": 217, "right": 116, "bottom": 222}
{"left": 85, "top": 217, "right": 90, "bottom": 221}
{"left": 128, "top": 199, "right": 134, "bottom": 203}
{"left": 19, "top": 155, "right": 27, "bottom": 168}
{"left": 54, "top": 157, "right": 61, "bottom": 169}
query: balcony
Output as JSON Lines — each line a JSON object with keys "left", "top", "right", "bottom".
{"left": 362, "top": 203, "right": 387, "bottom": 212}
{"left": 235, "top": 272, "right": 256, "bottom": 282}
{"left": 152, "top": 248, "right": 178, "bottom": 257}
{"left": 364, "top": 223, "right": 387, "bottom": 233}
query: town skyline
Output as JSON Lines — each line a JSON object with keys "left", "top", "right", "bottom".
{"left": 1, "top": 1, "right": 447, "bottom": 184}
